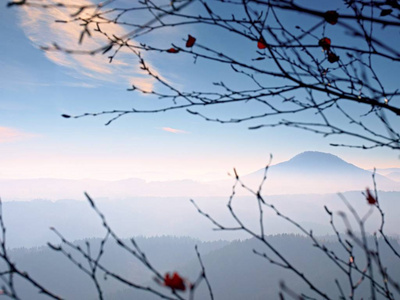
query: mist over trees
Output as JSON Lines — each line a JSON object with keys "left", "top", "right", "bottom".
{"left": 2, "top": 0, "right": 400, "bottom": 299}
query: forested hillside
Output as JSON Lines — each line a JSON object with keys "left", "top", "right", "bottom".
{"left": 7, "top": 235, "right": 400, "bottom": 299}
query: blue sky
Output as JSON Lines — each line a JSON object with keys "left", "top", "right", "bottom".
{"left": 1, "top": 1, "right": 399, "bottom": 181}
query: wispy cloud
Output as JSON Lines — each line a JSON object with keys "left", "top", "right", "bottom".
{"left": 161, "top": 127, "right": 188, "bottom": 134}
{"left": 62, "top": 82, "right": 97, "bottom": 88}
{"left": 0, "top": 127, "right": 38, "bottom": 143}
{"left": 17, "top": 1, "right": 157, "bottom": 89}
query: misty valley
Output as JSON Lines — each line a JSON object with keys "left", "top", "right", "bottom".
{"left": 1, "top": 152, "right": 400, "bottom": 299}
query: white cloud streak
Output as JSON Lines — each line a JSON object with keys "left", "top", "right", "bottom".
{"left": 17, "top": 0, "right": 156, "bottom": 91}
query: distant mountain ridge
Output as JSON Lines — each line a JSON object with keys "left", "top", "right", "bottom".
{"left": 244, "top": 151, "right": 400, "bottom": 194}
{"left": 276, "top": 151, "right": 360, "bottom": 172}
{"left": 248, "top": 151, "right": 370, "bottom": 174}
{"left": 0, "top": 151, "right": 399, "bottom": 199}
{"left": 374, "top": 168, "right": 400, "bottom": 182}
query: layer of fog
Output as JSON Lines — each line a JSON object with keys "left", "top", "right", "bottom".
{"left": 3, "top": 190, "right": 399, "bottom": 249}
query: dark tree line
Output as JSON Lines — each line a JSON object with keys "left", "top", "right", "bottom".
{"left": 2, "top": 0, "right": 400, "bottom": 299}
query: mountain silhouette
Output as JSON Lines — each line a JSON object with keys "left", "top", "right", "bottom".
{"left": 244, "top": 151, "right": 399, "bottom": 194}
{"left": 277, "top": 151, "right": 360, "bottom": 172}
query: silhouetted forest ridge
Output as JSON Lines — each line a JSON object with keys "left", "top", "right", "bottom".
{"left": 6, "top": 235, "right": 400, "bottom": 299}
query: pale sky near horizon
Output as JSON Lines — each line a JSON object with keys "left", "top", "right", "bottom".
{"left": 1, "top": 1, "right": 400, "bottom": 182}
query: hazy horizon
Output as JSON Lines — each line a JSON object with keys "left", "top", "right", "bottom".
{"left": 1, "top": 151, "right": 400, "bottom": 201}
{"left": 1, "top": 150, "right": 400, "bottom": 183}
